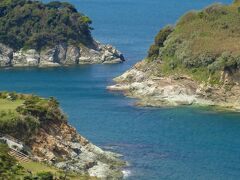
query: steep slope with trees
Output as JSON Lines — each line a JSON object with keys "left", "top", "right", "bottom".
{"left": 0, "top": 0, "right": 125, "bottom": 67}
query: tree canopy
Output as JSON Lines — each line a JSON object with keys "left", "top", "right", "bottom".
{"left": 0, "top": 0, "right": 93, "bottom": 50}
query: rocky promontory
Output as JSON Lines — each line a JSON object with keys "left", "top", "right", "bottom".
{"left": 0, "top": 92, "right": 125, "bottom": 179}
{"left": 108, "top": 61, "right": 240, "bottom": 111}
{"left": 0, "top": 0, "right": 125, "bottom": 67}
{"left": 29, "top": 116, "right": 125, "bottom": 179}
{"left": 108, "top": 1, "right": 240, "bottom": 111}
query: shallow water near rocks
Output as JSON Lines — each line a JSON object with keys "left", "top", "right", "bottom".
{"left": 1, "top": 0, "right": 240, "bottom": 179}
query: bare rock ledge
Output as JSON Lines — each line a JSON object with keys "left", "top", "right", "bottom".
{"left": 0, "top": 41, "right": 125, "bottom": 67}
{"left": 107, "top": 61, "right": 240, "bottom": 111}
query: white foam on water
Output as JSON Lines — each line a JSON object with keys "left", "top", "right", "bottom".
{"left": 122, "top": 169, "right": 132, "bottom": 179}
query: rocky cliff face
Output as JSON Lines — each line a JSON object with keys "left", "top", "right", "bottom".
{"left": 0, "top": 92, "right": 125, "bottom": 179}
{"left": 108, "top": 61, "right": 240, "bottom": 111}
{"left": 0, "top": 43, "right": 13, "bottom": 67}
{"left": 26, "top": 120, "right": 124, "bottom": 179}
{"left": 0, "top": 41, "right": 125, "bottom": 67}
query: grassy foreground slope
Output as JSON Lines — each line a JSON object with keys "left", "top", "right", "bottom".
{"left": 148, "top": 0, "right": 240, "bottom": 84}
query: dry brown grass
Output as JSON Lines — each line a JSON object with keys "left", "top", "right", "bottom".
{"left": 174, "top": 1, "right": 240, "bottom": 56}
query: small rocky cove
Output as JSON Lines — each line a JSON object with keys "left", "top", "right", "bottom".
{"left": 0, "top": 41, "right": 125, "bottom": 67}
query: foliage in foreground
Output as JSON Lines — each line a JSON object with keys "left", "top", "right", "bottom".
{"left": 0, "top": 143, "right": 96, "bottom": 179}
{"left": 147, "top": 1, "right": 240, "bottom": 84}
{"left": 0, "top": 143, "right": 66, "bottom": 179}
{"left": 0, "top": 143, "right": 24, "bottom": 179}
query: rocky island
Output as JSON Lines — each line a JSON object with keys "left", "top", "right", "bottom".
{"left": 108, "top": 0, "right": 240, "bottom": 111}
{"left": 0, "top": 92, "right": 124, "bottom": 179}
{"left": 0, "top": 0, "right": 125, "bottom": 67}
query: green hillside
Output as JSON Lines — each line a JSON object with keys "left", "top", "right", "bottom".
{"left": 147, "top": 0, "right": 240, "bottom": 84}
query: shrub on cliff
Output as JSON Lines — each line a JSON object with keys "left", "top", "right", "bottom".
{"left": 148, "top": 26, "right": 173, "bottom": 60}
{"left": 16, "top": 96, "right": 67, "bottom": 123}
{"left": 0, "top": 0, "right": 93, "bottom": 50}
{"left": 0, "top": 109, "right": 40, "bottom": 139}
{"left": 0, "top": 93, "right": 67, "bottom": 139}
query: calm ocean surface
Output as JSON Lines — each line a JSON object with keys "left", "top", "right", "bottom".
{"left": 1, "top": 0, "right": 240, "bottom": 179}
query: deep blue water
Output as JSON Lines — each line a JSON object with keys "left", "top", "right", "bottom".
{"left": 1, "top": 0, "right": 240, "bottom": 179}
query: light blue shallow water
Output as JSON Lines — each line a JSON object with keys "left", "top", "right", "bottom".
{"left": 1, "top": 0, "right": 240, "bottom": 179}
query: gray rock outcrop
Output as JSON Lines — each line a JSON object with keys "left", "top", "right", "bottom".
{"left": 13, "top": 49, "right": 39, "bottom": 67}
{"left": 0, "top": 41, "right": 125, "bottom": 67}
{"left": 79, "top": 42, "right": 124, "bottom": 64}
{"left": 0, "top": 43, "right": 13, "bottom": 66}
{"left": 28, "top": 121, "right": 125, "bottom": 179}
{"left": 107, "top": 60, "right": 240, "bottom": 111}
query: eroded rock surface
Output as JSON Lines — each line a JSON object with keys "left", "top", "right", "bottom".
{"left": 108, "top": 60, "right": 240, "bottom": 111}
{"left": 0, "top": 41, "right": 125, "bottom": 67}
{"left": 0, "top": 43, "right": 13, "bottom": 66}
{"left": 27, "top": 120, "right": 124, "bottom": 179}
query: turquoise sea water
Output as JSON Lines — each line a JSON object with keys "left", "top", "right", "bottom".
{"left": 1, "top": 0, "right": 240, "bottom": 179}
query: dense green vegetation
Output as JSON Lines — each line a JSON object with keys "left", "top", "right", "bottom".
{"left": 0, "top": 144, "right": 56, "bottom": 179}
{"left": 0, "top": 92, "right": 67, "bottom": 140}
{"left": 147, "top": 0, "right": 240, "bottom": 84}
{"left": 0, "top": 144, "right": 24, "bottom": 179}
{"left": 0, "top": 0, "right": 93, "bottom": 50}
{"left": 148, "top": 26, "right": 173, "bottom": 60}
